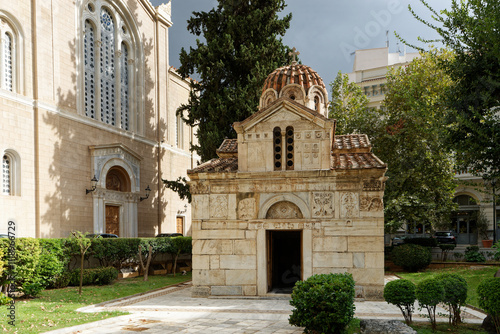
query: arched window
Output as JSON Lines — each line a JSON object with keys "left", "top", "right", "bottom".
{"left": 273, "top": 127, "right": 282, "bottom": 171}
{"left": 2, "top": 150, "right": 20, "bottom": 196}
{"left": 2, "top": 155, "right": 10, "bottom": 195}
{"left": 176, "top": 115, "right": 183, "bottom": 149}
{"left": 285, "top": 126, "right": 294, "bottom": 170}
{"left": 80, "top": 1, "right": 141, "bottom": 133}
{"left": 0, "top": 14, "right": 23, "bottom": 93}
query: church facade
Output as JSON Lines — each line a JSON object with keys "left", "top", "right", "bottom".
{"left": 188, "top": 60, "right": 387, "bottom": 299}
{"left": 0, "top": 0, "right": 196, "bottom": 238}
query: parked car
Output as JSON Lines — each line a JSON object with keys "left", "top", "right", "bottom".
{"left": 433, "top": 231, "right": 457, "bottom": 245}
{"left": 155, "top": 233, "right": 183, "bottom": 238}
{"left": 87, "top": 233, "right": 118, "bottom": 238}
{"left": 0, "top": 234, "right": 9, "bottom": 238}
{"left": 392, "top": 235, "right": 407, "bottom": 246}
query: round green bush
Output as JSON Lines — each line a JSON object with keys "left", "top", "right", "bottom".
{"left": 384, "top": 279, "right": 416, "bottom": 325}
{"left": 391, "top": 243, "right": 432, "bottom": 272}
{"left": 478, "top": 278, "right": 500, "bottom": 333}
{"left": 69, "top": 267, "right": 118, "bottom": 286}
{"left": 436, "top": 273, "right": 467, "bottom": 325}
{"left": 384, "top": 279, "right": 416, "bottom": 306}
{"left": 289, "top": 273, "right": 355, "bottom": 334}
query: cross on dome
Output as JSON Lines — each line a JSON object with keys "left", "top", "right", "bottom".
{"left": 289, "top": 47, "right": 300, "bottom": 64}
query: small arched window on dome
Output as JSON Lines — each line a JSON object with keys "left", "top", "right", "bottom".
{"left": 273, "top": 127, "right": 282, "bottom": 171}
{"left": 314, "top": 96, "right": 320, "bottom": 112}
{"left": 285, "top": 126, "right": 294, "bottom": 170}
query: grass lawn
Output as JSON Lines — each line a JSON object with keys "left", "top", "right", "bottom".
{"left": 0, "top": 272, "right": 192, "bottom": 334}
{"left": 398, "top": 266, "right": 499, "bottom": 308}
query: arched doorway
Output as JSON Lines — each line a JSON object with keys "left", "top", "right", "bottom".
{"left": 265, "top": 201, "right": 303, "bottom": 293}
{"left": 451, "top": 195, "right": 479, "bottom": 244}
{"left": 104, "top": 166, "right": 131, "bottom": 236}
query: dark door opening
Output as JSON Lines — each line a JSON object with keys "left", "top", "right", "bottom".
{"left": 267, "top": 230, "right": 302, "bottom": 293}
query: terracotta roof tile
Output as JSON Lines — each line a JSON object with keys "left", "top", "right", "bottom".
{"left": 331, "top": 153, "right": 386, "bottom": 169}
{"left": 188, "top": 157, "right": 238, "bottom": 174}
{"left": 333, "top": 134, "right": 371, "bottom": 152}
{"left": 216, "top": 139, "right": 238, "bottom": 158}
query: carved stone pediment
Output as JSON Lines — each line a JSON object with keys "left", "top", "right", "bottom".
{"left": 266, "top": 201, "right": 303, "bottom": 219}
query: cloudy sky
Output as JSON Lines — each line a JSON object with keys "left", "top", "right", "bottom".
{"left": 151, "top": 0, "right": 450, "bottom": 89}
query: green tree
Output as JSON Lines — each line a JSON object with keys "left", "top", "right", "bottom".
{"left": 177, "top": 0, "right": 293, "bottom": 161}
{"left": 328, "top": 71, "right": 382, "bottom": 136}
{"left": 380, "top": 50, "right": 457, "bottom": 232}
{"left": 402, "top": 0, "right": 500, "bottom": 180}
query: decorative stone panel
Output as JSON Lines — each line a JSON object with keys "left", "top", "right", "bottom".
{"left": 266, "top": 201, "right": 303, "bottom": 219}
{"left": 363, "top": 179, "right": 385, "bottom": 191}
{"left": 238, "top": 198, "right": 256, "bottom": 219}
{"left": 360, "top": 196, "right": 383, "bottom": 211}
{"left": 311, "top": 192, "right": 334, "bottom": 218}
{"left": 340, "top": 192, "right": 359, "bottom": 218}
{"left": 210, "top": 194, "right": 228, "bottom": 219}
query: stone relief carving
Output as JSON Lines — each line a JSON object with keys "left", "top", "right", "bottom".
{"left": 266, "top": 201, "right": 303, "bottom": 219}
{"left": 190, "top": 182, "right": 209, "bottom": 194}
{"left": 360, "top": 196, "right": 383, "bottom": 211}
{"left": 238, "top": 198, "right": 256, "bottom": 220}
{"left": 340, "top": 192, "right": 359, "bottom": 218}
{"left": 312, "top": 192, "right": 334, "bottom": 218}
{"left": 363, "top": 179, "right": 385, "bottom": 191}
{"left": 250, "top": 222, "right": 319, "bottom": 230}
{"left": 210, "top": 195, "right": 228, "bottom": 219}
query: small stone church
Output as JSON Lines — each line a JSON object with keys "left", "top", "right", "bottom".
{"left": 188, "top": 58, "right": 387, "bottom": 299}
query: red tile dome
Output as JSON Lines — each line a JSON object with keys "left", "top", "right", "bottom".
{"left": 262, "top": 63, "right": 326, "bottom": 95}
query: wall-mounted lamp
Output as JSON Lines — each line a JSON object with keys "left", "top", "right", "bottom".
{"left": 86, "top": 175, "right": 98, "bottom": 194}
{"left": 140, "top": 185, "right": 151, "bottom": 202}
{"left": 177, "top": 204, "right": 188, "bottom": 214}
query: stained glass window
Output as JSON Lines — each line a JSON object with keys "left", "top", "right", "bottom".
{"left": 84, "top": 20, "right": 96, "bottom": 119}
{"left": 4, "top": 33, "right": 12, "bottom": 91}
{"left": 100, "top": 8, "right": 115, "bottom": 126}
{"left": 120, "top": 43, "right": 129, "bottom": 130}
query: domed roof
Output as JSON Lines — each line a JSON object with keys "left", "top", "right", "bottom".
{"left": 262, "top": 62, "right": 326, "bottom": 95}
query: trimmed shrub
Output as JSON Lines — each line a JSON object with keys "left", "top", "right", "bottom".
{"left": 289, "top": 273, "right": 355, "bottom": 334}
{"left": 384, "top": 279, "right": 416, "bottom": 325}
{"left": 438, "top": 244, "right": 456, "bottom": 261}
{"left": 478, "top": 278, "right": 500, "bottom": 334}
{"left": 416, "top": 278, "right": 445, "bottom": 331}
{"left": 91, "top": 238, "right": 141, "bottom": 269}
{"left": 391, "top": 244, "right": 432, "bottom": 272}
{"left": 0, "top": 238, "right": 41, "bottom": 295}
{"left": 38, "top": 239, "right": 67, "bottom": 289}
{"left": 0, "top": 293, "right": 12, "bottom": 306}
{"left": 436, "top": 273, "right": 467, "bottom": 326}
{"left": 464, "top": 246, "right": 486, "bottom": 262}
{"left": 52, "top": 272, "right": 72, "bottom": 289}
{"left": 69, "top": 267, "right": 118, "bottom": 286}
{"left": 405, "top": 237, "right": 437, "bottom": 248}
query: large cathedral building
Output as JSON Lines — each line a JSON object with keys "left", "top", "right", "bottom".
{"left": 0, "top": 0, "right": 196, "bottom": 238}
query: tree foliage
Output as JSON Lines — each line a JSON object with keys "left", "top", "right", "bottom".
{"left": 402, "top": 0, "right": 500, "bottom": 180}
{"left": 381, "top": 50, "right": 457, "bottom": 232}
{"left": 177, "top": 0, "right": 294, "bottom": 161}
{"left": 329, "top": 71, "right": 382, "bottom": 136}
{"left": 330, "top": 51, "right": 457, "bottom": 232}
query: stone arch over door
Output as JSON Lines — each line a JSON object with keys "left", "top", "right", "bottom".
{"left": 89, "top": 144, "right": 142, "bottom": 237}
{"left": 259, "top": 194, "right": 310, "bottom": 219}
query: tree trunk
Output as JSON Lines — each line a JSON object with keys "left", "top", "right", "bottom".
{"left": 79, "top": 252, "right": 84, "bottom": 295}
{"left": 138, "top": 245, "right": 153, "bottom": 281}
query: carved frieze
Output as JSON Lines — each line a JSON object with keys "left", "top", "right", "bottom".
{"left": 362, "top": 179, "right": 385, "bottom": 191}
{"left": 190, "top": 182, "right": 209, "bottom": 194}
{"left": 266, "top": 201, "right": 303, "bottom": 219}
{"left": 250, "top": 222, "right": 319, "bottom": 230}
{"left": 340, "top": 192, "right": 359, "bottom": 218}
{"left": 360, "top": 196, "right": 383, "bottom": 211}
{"left": 210, "top": 194, "right": 228, "bottom": 219}
{"left": 238, "top": 198, "right": 256, "bottom": 220}
{"left": 312, "top": 192, "right": 334, "bottom": 218}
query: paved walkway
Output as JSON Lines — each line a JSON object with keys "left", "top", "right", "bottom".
{"left": 43, "top": 277, "right": 487, "bottom": 334}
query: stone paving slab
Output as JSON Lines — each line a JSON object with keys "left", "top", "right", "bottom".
{"left": 43, "top": 276, "right": 487, "bottom": 334}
